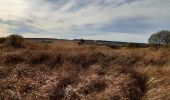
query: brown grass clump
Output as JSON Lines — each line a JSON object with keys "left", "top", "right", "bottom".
{"left": 29, "top": 71, "right": 80, "bottom": 100}
{"left": 48, "top": 72, "right": 79, "bottom": 100}
{"left": 137, "top": 66, "right": 170, "bottom": 100}
{"left": 77, "top": 79, "right": 107, "bottom": 95}
{"left": 65, "top": 52, "right": 106, "bottom": 68}
{"left": 27, "top": 51, "right": 64, "bottom": 69}
{"left": 3, "top": 53, "right": 25, "bottom": 65}
{"left": 29, "top": 51, "right": 52, "bottom": 64}
{"left": 0, "top": 42, "right": 170, "bottom": 100}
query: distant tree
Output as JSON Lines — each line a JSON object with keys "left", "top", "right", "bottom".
{"left": 5, "top": 34, "right": 24, "bottom": 48}
{"left": 78, "top": 38, "right": 85, "bottom": 45}
{"left": 148, "top": 30, "right": 170, "bottom": 45}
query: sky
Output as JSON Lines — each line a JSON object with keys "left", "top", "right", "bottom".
{"left": 0, "top": 0, "right": 170, "bottom": 43}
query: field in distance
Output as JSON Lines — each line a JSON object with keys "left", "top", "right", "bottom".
{"left": 0, "top": 40, "right": 170, "bottom": 100}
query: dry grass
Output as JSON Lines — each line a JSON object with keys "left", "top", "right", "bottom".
{"left": 0, "top": 41, "right": 170, "bottom": 100}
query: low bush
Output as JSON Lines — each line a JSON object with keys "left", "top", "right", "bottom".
{"left": 0, "top": 38, "right": 6, "bottom": 44}
{"left": 5, "top": 34, "right": 24, "bottom": 48}
{"left": 125, "top": 43, "right": 143, "bottom": 48}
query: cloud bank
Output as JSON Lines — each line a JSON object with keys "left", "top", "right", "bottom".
{"left": 0, "top": 0, "right": 170, "bottom": 43}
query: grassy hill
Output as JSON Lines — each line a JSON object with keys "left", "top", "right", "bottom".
{"left": 0, "top": 41, "right": 170, "bottom": 100}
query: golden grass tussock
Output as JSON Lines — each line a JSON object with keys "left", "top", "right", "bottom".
{"left": 0, "top": 42, "right": 170, "bottom": 100}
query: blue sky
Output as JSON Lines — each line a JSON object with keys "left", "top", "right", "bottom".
{"left": 0, "top": 0, "right": 170, "bottom": 43}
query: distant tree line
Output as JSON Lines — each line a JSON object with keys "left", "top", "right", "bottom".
{"left": 0, "top": 30, "right": 170, "bottom": 49}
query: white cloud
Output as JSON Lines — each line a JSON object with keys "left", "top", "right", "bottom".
{"left": 21, "top": 32, "right": 57, "bottom": 38}
{"left": 59, "top": 0, "right": 76, "bottom": 12}
{"left": 0, "top": 0, "right": 170, "bottom": 42}
{"left": 81, "top": 32, "right": 151, "bottom": 43}
{"left": 0, "top": 0, "right": 29, "bottom": 20}
{"left": 0, "top": 22, "right": 17, "bottom": 36}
